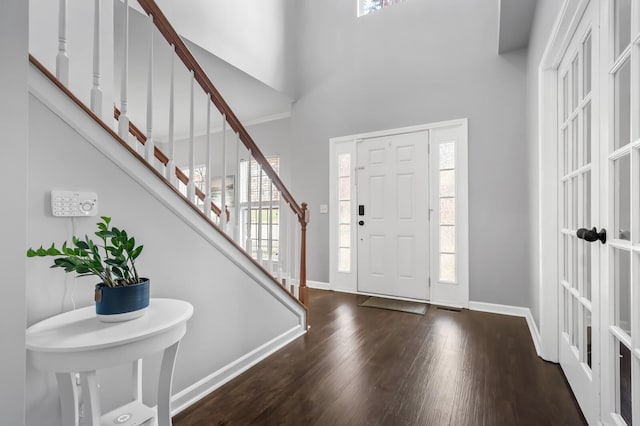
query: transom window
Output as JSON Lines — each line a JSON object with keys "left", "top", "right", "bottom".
{"left": 358, "top": 0, "right": 406, "bottom": 17}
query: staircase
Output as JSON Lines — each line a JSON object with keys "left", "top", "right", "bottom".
{"left": 29, "top": 0, "right": 309, "bottom": 308}
{"left": 26, "top": 1, "right": 309, "bottom": 421}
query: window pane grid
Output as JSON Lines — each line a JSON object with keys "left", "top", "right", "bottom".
{"left": 438, "top": 142, "right": 456, "bottom": 282}
{"left": 338, "top": 153, "right": 351, "bottom": 273}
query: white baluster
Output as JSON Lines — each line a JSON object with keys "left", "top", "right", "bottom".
{"left": 220, "top": 115, "right": 227, "bottom": 232}
{"left": 235, "top": 132, "right": 241, "bottom": 242}
{"left": 166, "top": 50, "right": 176, "bottom": 186}
{"left": 246, "top": 154, "right": 253, "bottom": 255}
{"left": 257, "top": 166, "right": 264, "bottom": 264}
{"left": 267, "top": 182, "right": 274, "bottom": 274}
{"left": 293, "top": 214, "right": 300, "bottom": 297}
{"left": 90, "top": 0, "right": 102, "bottom": 115}
{"left": 187, "top": 70, "right": 195, "bottom": 203}
{"left": 144, "top": 16, "right": 154, "bottom": 163}
{"left": 117, "top": 0, "right": 130, "bottom": 141}
{"left": 204, "top": 100, "right": 212, "bottom": 218}
{"left": 56, "top": 0, "right": 69, "bottom": 86}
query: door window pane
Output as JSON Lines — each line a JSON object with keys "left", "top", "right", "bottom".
{"left": 616, "top": 340, "right": 633, "bottom": 425}
{"left": 584, "top": 171, "right": 591, "bottom": 226}
{"left": 337, "top": 153, "right": 351, "bottom": 273}
{"left": 583, "top": 34, "right": 592, "bottom": 97}
{"left": 563, "top": 73, "right": 569, "bottom": 121}
{"left": 614, "top": 155, "right": 631, "bottom": 240}
{"left": 563, "top": 288, "right": 570, "bottom": 334}
{"left": 440, "top": 226, "right": 455, "bottom": 253}
{"left": 439, "top": 142, "right": 455, "bottom": 169}
{"left": 563, "top": 127, "right": 569, "bottom": 175}
{"left": 614, "top": 248, "right": 632, "bottom": 336}
{"left": 584, "top": 240, "right": 592, "bottom": 301}
{"left": 615, "top": 59, "right": 631, "bottom": 150}
{"left": 440, "top": 198, "right": 455, "bottom": 225}
{"left": 584, "top": 307, "right": 592, "bottom": 368}
{"left": 338, "top": 248, "right": 351, "bottom": 272}
{"left": 584, "top": 102, "right": 592, "bottom": 165}
{"left": 615, "top": 0, "right": 632, "bottom": 58}
{"left": 572, "top": 294, "right": 579, "bottom": 346}
{"left": 439, "top": 170, "right": 455, "bottom": 197}
{"left": 440, "top": 253, "right": 455, "bottom": 282}
{"left": 339, "top": 177, "right": 350, "bottom": 200}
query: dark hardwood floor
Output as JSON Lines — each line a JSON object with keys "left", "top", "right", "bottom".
{"left": 174, "top": 289, "right": 586, "bottom": 426}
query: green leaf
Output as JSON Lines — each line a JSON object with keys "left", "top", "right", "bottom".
{"left": 131, "top": 245, "right": 143, "bottom": 260}
{"left": 100, "top": 216, "right": 111, "bottom": 225}
{"left": 26, "top": 248, "right": 37, "bottom": 257}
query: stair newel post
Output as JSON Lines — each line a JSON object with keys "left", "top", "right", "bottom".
{"left": 90, "top": 0, "right": 102, "bottom": 116}
{"left": 56, "top": 0, "right": 69, "bottom": 86}
{"left": 203, "top": 100, "right": 213, "bottom": 218}
{"left": 166, "top": 49, "right": 176, "bottom": 186}
{"left": 144, "top": 15, "right": 154, "bottom": 164}
{"left": 257, "top": 165, "right": 264, "bottom": 264}
{"left": 220, "top": 115, "right": 228, "bottom": 232}
{"left": 246, "top": 152, "right": 253, "bottom": 255}
{"left": 187, "top": 70, "right": 196, "bottom": 203}
{"left": 299, "top": 203, "right": 309, "bottom": 305}
{"left": 117, "top": 0, "right": 130, "bottom": 142}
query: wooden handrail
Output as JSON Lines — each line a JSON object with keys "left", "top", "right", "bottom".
{"left": 28, "top": 54, "right": 304, "bottom": 312}
{"left": 135, "top": 0, "right": 303, "bottom": 220}
{"left": 114, "top": 106, "right": 222, "bottom": 217}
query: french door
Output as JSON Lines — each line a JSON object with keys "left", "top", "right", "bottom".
{"left": 601, "top": 0, "right": 639, "bottom": 424}
{"left": 558, "top": 0, "right": 640, "bottom": 424}
{"left": 356, "top": 131, "right": 430, "bottom": 300}
{"left": 557, "top": 3, "right": 600, "bottom": 424}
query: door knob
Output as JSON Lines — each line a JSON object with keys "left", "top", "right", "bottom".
{"left": 358, "top": 220, "right": 365, "bottom": 226}
{"left": 576, "top": 227, "right": 606, "bottom": 244}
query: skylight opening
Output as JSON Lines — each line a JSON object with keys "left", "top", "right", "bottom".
{"left": 358, "top": 0, "right": 406, "bottom": 17}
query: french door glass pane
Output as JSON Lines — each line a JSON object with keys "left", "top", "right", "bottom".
{"left": 563, "top": 73, "right": 569, "bottom": 121}
{"left": 614, "top": 248, "right": 632, "bottom": 335}
{"left": 614, "top": 155, "right": 631, "bottom": 240}
{"left": 615, "top": 59, "right": 631, "bottom": 150}
{"left": 583, "top": 34, "right": 592, "bottom": 97}
{"left": 572, "top": 237, "right": 579, "bottom": 289}
{"left": 584, "top": 307, "right": 592, "bottom": 368}
{"left": 572, "top": 56, "right": 579, "bottom": 110}
{"left": 584, "top": 171, "right": 591, "bottom": 226}
{"left": 572, "top": 118, "right": 579, "bottom": 170}
{"left": 584, "top": 102, "right": 592, "bottom": 165}
{"left": 563, "top": 288, "right": 570, "bottom": 334}
{"left": 572, "top": 295, "right": 579, "bottom": 345}
{"left": 614, "top": 0, "right": 632, "bottom": 58}
{"left": 616, "top": 340, "right": 633, "bottom": 425}
{"left": 572, "top": 176, "right": 578, "bottom": 229}
{"left": 339, "top": 177, "right": 350, "bottom": 200}
{"left": 563, "top": 234, "right": 569, "bottom": 282}
{"left": 584, "top": 240, "right": 592, "bottom": 301}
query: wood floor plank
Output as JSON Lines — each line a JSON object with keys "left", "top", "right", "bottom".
{"left": 173, "top": 290, "right": 586, "bottom": 426}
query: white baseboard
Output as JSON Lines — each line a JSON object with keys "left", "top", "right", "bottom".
{"left": 171, "top": 325, "right": 306, "bottom": 415}
{"left": 469, "top": 301, "right": 541, "bottom": 357}
{"left": 307, "top": 280, "right": 331, "bottom": 290}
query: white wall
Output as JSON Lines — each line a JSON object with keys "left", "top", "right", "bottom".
{"left": 151, "top": 0, "right": 297, "bottom": 98}
{"left": 290, "top": 0, "right": 531, "bottom": 307}
{"left": 525, "top": 0, "right": 564, "bottom": 326}
{"left": 0, "top": 0, "right": 28, "bottom": 424}
{"left": 24, "top": 92, "right": 303, "bottom": 425}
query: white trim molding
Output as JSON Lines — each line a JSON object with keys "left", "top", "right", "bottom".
{"left": 170, "top": 326, "right": 306, "bottom": 416}
{"left": 469, "top": 301, "right": 542, "bottom": 357}
{"left": 307, "top": 280, "right": 331, "bottom": 290}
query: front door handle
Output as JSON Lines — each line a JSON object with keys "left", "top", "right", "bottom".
{"left": 576, "top": 227, "right": 606, "bottom": 244}
{"left": 358, "top": 220, "right": 364, "bottom": 226}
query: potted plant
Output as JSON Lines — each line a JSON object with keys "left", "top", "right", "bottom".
{"left": 27, "top": 216, "right": 149, "bottom": 322}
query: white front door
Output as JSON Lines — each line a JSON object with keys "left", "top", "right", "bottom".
{"left": 557, "top": 2, "right": 600, "bottom": 423}
{"left": 356, "top": 131, "right": 430, "bottom": 300}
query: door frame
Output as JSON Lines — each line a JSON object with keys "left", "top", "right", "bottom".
{"left": 329, "top": 118, "right": 469, "bottom": 308}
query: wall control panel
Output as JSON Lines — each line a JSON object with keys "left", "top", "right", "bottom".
{"left": 51, "top": 190, "right": 98, "bottom": 217}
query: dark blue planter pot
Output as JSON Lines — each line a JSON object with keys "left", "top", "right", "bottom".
{"left": 94, "top": 279, "right": 150, "bottom": 322}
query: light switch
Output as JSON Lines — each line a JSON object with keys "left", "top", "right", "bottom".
{"left": 319, "top": 204, "right": 329, "bottom": 214}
